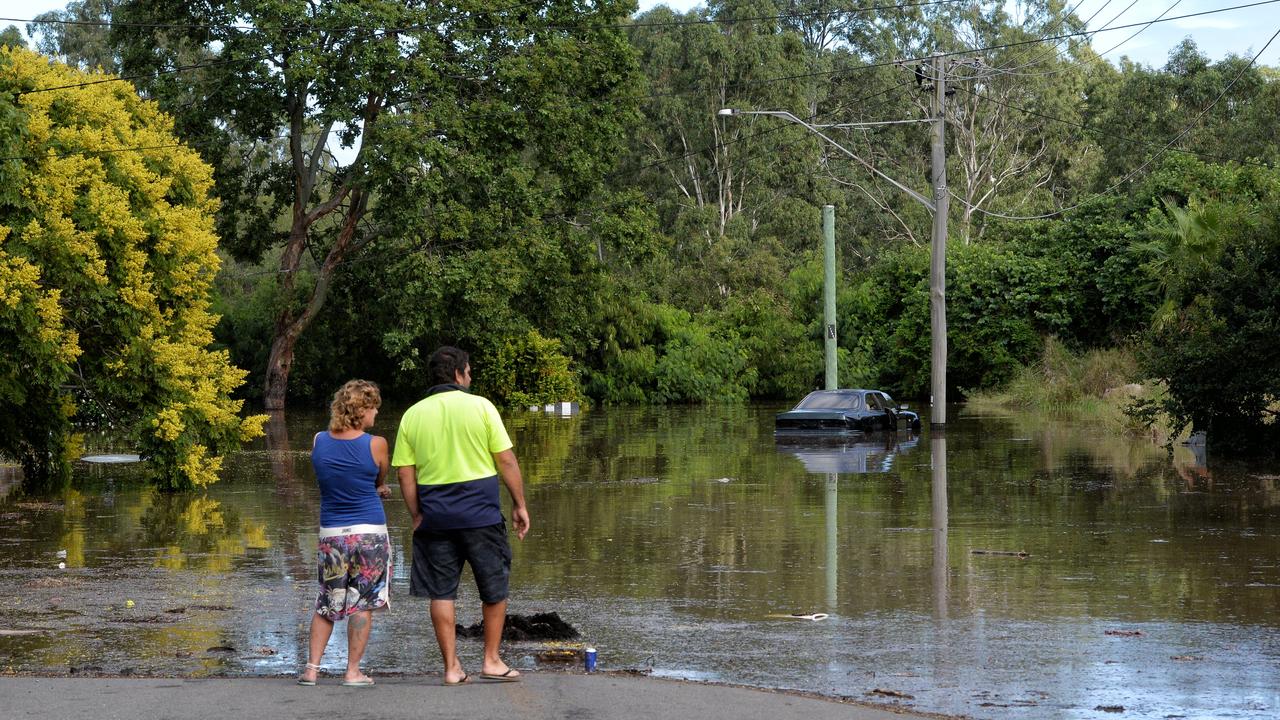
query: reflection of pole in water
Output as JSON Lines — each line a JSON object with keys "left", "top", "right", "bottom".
{"left": 931, "top": 435, "right": 948, "bottom": 620}
{"left": 826, "top": 472, "right": 838, "bottom": 611}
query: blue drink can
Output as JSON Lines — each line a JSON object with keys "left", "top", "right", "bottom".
{"left": 584, "top": 647, "right": 597, "bottom": 673}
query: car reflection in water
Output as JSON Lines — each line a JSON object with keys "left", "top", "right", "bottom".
{"left": 775, "top": 431, "right": 919, "bottom": 474}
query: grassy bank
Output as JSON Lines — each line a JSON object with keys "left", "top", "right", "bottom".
{"left": 965, "top": 339, "right": 1176, "bottom": 439}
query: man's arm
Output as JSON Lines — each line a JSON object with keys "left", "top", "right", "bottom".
{"left": 493, "top": 449, "right": 529, "bottom": 540}
{"left": 397, "top": 466, "right": 422, "bottom": 529}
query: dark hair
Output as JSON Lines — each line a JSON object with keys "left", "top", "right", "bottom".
{"left": 428, "top": 346, "right": 470, "bottom": 386}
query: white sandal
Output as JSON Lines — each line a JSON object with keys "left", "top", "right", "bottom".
{"left": 297, "top": 662, "right": 322, "bottom": 686}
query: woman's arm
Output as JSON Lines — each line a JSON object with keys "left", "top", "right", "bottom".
{"left": 370, "top": 435, "right": 392, "bottom": 499}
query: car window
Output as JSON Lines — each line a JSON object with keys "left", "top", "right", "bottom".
{"left": 865, "top": 393, "right": 883, "bottom": 410}
{"left": 881, "top": 393, "right": 896, "bottom": 408}
{"left": 795, "top": 393, "right": 862, "bottom": 410}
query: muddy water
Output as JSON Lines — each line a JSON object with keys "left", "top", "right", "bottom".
{"left": 2, "top": 405, "right": 1279, "bottom": 719}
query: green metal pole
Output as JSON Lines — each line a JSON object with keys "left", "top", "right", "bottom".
{"left": 825, "top": 472, "right": 838, "bottom": 610}
{"left": 823, "top": 204, "right": 837, "bottom": 390}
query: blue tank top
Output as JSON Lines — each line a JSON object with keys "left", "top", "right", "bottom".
{"left": 311, "top": 432, "right": 386, "bottom": 527}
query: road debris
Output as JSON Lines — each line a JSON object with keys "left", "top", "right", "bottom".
{"left": 869, "top": 688, "right": 914, "bottom": 699}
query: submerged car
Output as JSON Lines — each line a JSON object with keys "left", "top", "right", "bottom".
{"left": 774, "top": 389, "right": 921, "bottom": 435}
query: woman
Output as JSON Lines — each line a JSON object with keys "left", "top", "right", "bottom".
{"left": 298, "top": 379, "right": 393, "bottom": 687}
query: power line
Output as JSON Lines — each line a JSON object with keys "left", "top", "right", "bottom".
{"left": 0, "top": 141, "right": 189, "bottom": 163}
{"left": 16, "top": 3, "right": 1278, "bottom": 227}
{"left": 989, "top": 0, "right": 1184, "bottom": 79}
{"left": 950, "top": 24, "right": 1280, "bottom": 221}
{"left": 217, "top": 81, "right": 917, "bottom": 281}
{"left": 579, "top": 0, "right": 964, "bottom": 30}
{"left": 13, "top": 0, "right": 1275, "bottom": 215}
{"left": 939, "top": 0, "right": 1280, "bottom": 69}
{"left": 985, "top": 0, "right": 1118, "bottom": 75}
{"left": 627, "top": 0, "right": 1280, "bottom": 110}
{"left": 5, "top": 1, "right": 969, "bottom": 37}
{"left": 11, "top": 0, "right": 578, "bottom": 97}
{"left": 15, "top": 49, "right": 276, "bottom": 96}
{"left": 12, "top": 0, "right": 1277, "bottom": 135}
{"left": 5, "top": 0, "right": 556, "bottom": 36}
{"left": 949, "top": 83, "right": 1274, "bottom": 171}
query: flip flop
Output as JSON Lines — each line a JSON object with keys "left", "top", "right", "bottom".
{"left": 297, "top": 662, "right": 320, "bottom": 686}
{"left": 443, "top": 672, "right": 471, "bottom": 686}
{"left": 341, "top": 676, "right": 375, "bottom": 687}
{"left": 479, "top": 668, "right": 521, "bottom": 682}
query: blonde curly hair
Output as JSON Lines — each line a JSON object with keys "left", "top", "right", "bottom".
{"left": 329, "top": 379, "right": 382, "bottom": 432}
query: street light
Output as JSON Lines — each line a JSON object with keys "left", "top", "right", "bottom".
{"left": 719, "top": 91, "right": 950, "bottom": 425}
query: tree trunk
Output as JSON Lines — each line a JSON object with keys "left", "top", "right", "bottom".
{"left": 262, "top": 190, "right": 367, "bottom": 410}
{"left": 263, "top": 323, "right": 300, "bottom": 410}
{"left": 263, "top": 224, "right": 310, "bottom": 411}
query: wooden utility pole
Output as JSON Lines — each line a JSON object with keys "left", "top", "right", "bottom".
{"left": 929, "top": 54, "right": 950, "bottom": 426}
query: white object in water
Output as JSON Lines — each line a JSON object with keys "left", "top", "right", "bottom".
{"left": 765, "top": 612, "right": 830, "bottom": 621}
{"left": 80, "top": 454, "right": 141, "bottom": 464}
{"left": 541, "top": 401, "right": 579, "bottom": 416}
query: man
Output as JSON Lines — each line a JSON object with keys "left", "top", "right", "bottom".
{"left": 392, "top": 346, "right": 530, "bottom": 685}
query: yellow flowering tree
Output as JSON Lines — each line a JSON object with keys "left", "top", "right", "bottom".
{"left": 0, "top": 47, "right": 264, "bottom": 489}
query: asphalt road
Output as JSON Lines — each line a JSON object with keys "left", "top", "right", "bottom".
{"left": 0, "top": 674, "right": 941, "bottom": 720}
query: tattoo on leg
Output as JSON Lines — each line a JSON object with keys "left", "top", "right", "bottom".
{"left": 351, "top": 613, "right": 368, "bottom": 632}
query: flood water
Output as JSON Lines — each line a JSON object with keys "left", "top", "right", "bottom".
{"left": 2, "top": 404, "right": 1279, "bottom": 719}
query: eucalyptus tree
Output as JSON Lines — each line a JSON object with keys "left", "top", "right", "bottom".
{"left": 1084, "top": 41, "right": 1280, "bottom": 189}
{"left": 110, "top": 0, "right": 640, "bottom": 409}
{"left": 0, "top": 25, "right": 24, "bottom": 49}
{"left": 906, "top": 0, "right": 1096, "bottom": 240}
{"left": 27, "top": 0, "right": 119, "bottom": 72}
{"left": 797, "top": 1, "right": 1098, "bottom": 248}
{"left": 624, "top": 1, "right": 820, "bottom": 305}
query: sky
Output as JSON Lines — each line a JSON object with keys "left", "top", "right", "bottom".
{"left": 3, "top": 0, "right": 1277, "bottom": 68}
{"left": 632, "top": 0, "right": 1280, "bottom": 68}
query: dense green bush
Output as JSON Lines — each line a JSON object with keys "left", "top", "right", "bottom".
{"left": 1132, "top": 163, "right": 1280, "bottom": 452}
{"left": 995, "top": 198, "right": 1151, "bottom": 348}
{"left": 476, "top": 330, "right": 581, "bottom": 408}
{"left": 584, "top": 296, "right": 755, "bottom": 404}
{"left": 841, "top": 239, "right": 1080, "bottom": 399}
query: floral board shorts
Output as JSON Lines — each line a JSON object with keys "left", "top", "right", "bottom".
{"left": 314, "top": 523, "right": 391, "bottom": 621}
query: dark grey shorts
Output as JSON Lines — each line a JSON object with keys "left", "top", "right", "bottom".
{"left": 410, "top": 522, "right": 511, "bottom": 603}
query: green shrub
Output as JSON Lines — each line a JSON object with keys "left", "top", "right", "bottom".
{"left": 476, "top": 330, "right": 581, "bottom": 408}
{"left": 842, "top": 240, "right": 1079, "bottom": 399}
{"left": 584, "top": 298, "right": 754, "bottom": 404}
